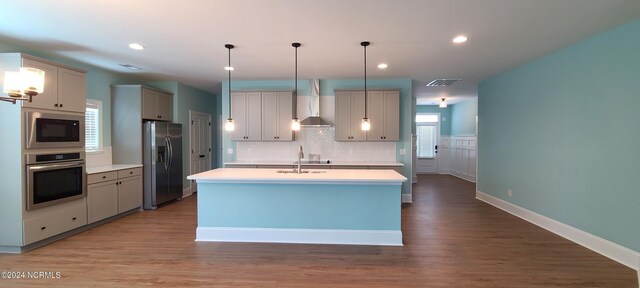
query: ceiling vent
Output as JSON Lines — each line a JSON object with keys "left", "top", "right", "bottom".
{"left": 425, "top": 79, "right": 460, "bottom": 87}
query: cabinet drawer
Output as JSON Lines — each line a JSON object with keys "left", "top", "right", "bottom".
{"left": 118, "top": 167, "right": 142, "bottom": 178}
{"left": 87, "top": 171, "right": 118, "bottom": 184}
{"left": 23, "top": 200, "right": 87, "bottom": 245}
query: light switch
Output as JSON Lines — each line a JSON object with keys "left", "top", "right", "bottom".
{"left": 227, "top": 148, "right": 234, "bottom": 154}
{"left": 399, "top": 149, "right": 406, "bottom": 155}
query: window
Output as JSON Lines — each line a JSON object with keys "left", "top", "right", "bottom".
{"left": 85, "top": 99, "right": 102, "bottom": 152}
{"left": 416, "top": 114, "right": 438, "bottom": 158}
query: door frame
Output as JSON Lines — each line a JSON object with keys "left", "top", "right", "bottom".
{"left": 189, "top": 111, "right": 212, "bottom": 195}
{"left": 415, "top": 113, "right": 440, "bottom": 174}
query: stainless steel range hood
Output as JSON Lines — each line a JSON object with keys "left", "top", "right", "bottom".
{"left": 300, "top": 79, "right": 332, "bottom": 127}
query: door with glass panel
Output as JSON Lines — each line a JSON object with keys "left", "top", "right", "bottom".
{"left": 416, "top": 114, "right": 439, "bottom": 174}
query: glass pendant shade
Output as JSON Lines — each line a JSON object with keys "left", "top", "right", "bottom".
{"left": 224, "top": 118, "right": 235, "bottom": 131}
{"left": 291, "top": 118, "right": 300, "bottom": 131}
{"left": 439, "top": 98, "right": 447, "bottom": 108}
{"left": 3, "top": 67, "right": 45, "bottom": 97}
{"left": 361, "top": 118, "right": 371, "bottom": 131}
{"left": 3, "top": 71, "right": 22, "bottom": 97}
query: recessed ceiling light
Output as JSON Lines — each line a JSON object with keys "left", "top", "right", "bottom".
{"left": 377, "top": 63, "right": 388, "bottom": 69}
{"left": 119, "top": 64, "right": 141, "bottom": 70}
{"left": 452, "top": 35, "right": 468, "bottom": 44}
{"left": 224, "top": 66, "right": 234, "bottom": 71}
{"left": 129, "top": 43, "right": 145, "bottom": 50}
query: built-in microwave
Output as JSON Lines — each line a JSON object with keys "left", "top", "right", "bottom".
{"left": 25, "top": 152, "right": 86, "bottom": 211}
{"left": 25, "top": 111, "right": 84, "bottom": 149}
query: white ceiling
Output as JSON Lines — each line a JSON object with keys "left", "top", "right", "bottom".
{"left": 0, "top": 0, "right": 638, "bottom": 105}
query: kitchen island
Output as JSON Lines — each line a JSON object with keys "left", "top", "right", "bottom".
{"left": 187, "top": 168, "right": 407, "bottom": 246}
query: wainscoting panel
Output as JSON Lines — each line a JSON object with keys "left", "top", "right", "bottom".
{"left": 440, "top": 136, "right": 476, "bottom": 182}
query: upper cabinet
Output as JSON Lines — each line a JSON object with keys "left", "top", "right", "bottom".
{"left": 367, "top": 90, "right": 399, "bottom": 141}
{"left": 335, "top": 89, "right": 399, "bottom": 142}
{"left": 334, "top": 90, "right": 367, "bottom": 141}
{"left": 231, "top": 91, "right": 294, "bottom": 141}
{"left": 231, "top": 91, "right": 262, "bottom": 141}
{"left": 0, "top": 54, "right": 87, "bottom": 113}
{"left": 142, "top": 88, "right": 173, "bottom": 121}
{"left": 262, "top": 91, "right": 293, "bottom": 141}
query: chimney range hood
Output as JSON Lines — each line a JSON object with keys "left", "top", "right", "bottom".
{"left": 300, "top": 79, "right": 331, "bottom": 127}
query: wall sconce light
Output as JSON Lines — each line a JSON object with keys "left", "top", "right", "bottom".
{"left": 439, "top": 98, "right": 448, "bottom": 108}
{"left": 2, "top": 67, "right": 45, "bottom": 104}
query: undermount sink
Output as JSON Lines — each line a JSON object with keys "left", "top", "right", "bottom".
{"left": 275, "top": 170, "right": 326, "bottom": 174}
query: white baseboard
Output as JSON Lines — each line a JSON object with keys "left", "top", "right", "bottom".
{"left": 402, "top": 193, "right": 412, "bottom": 203}
{"left": 476, "top": 190, "right": 640, "bottom": 272}
{"left": 182, "top": 187, "right": 192, "bottom": 198}
{"left": 196, "top": 227, "right": 403, "bottom": 246}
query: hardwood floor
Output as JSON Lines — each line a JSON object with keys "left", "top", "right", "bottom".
{"left": 0, "top": 174, "right": 636, "bottom": 287}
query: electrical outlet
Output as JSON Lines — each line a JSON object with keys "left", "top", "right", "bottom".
{"left": 399, "top": 149, "right": 406, "bottom": 155}
{"left": 227, "top": 148, "right": 234, "bottom": 154}
{"left": 507, "top": 189, "right": 513, "bottom": 197}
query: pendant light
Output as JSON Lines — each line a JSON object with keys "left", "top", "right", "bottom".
{"left": 224, "top": 44, "right": 235, "bottom": 132}
{"left": 291, "top": 42, "right": 301, "bottom": 131}
{"left": 439, "top": 98, "right": 448, "bottom": 108}
{"left": 361, "top": 41, "right": 371, "bottom": 131}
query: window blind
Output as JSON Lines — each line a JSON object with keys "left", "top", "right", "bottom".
{"left": 85, "top": 102, "right": 100, "bottom": 151}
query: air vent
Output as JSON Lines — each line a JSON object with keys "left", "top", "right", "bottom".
{"left": 425, "top": 79, "right": 460, "bottom": 87}
{"left": 119, "top": 64, "right": 141, "bottom": 70}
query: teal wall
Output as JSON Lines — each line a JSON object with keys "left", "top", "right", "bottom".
{"left": 149, "top": 81, "right": 218, "bottom": 190}
{"left": 450, "top": 99, "right": 477, "bottom": 135}
{"left": 416, "top": 105, "right": 451, "bottom": 135}
{"left": 478, "top": 20, "right": 640, "bottom": 252}
{"left": 221, "top": 78, "right": 414, "bottom": 195}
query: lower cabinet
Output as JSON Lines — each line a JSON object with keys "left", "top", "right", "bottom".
{"left": 23, "top": 199, "right": 87, "bottom": 245}
{"left": 87, "top": 167, "right": 142, "bottom": 224}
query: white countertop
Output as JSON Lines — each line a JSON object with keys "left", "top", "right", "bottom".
{"left": 224, "top": 160, "right": 404, "bottom": 167}
{"left": 188, "top": 168, "right": 407, "bottom": 185}
{"left": 86, "top": 164, "right": 143, "bottom": 174}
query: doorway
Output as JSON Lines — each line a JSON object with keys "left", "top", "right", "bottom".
{"left": 415, "top": 113, "right": 440, "bottom": 174}
{"left": 189, "top": 111, "right": 212, "bottom": 194}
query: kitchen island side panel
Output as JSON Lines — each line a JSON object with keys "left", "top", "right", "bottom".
{"left": 197, "top": 183, "right": 401, "bottom": 231}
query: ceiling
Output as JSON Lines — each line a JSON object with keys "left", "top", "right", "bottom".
{"left": 0, "top": 0, "right": 638, "bottom": 105}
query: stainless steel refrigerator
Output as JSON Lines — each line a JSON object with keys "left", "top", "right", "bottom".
{"left": 143, "top": 121, "right": 183, "bottom": 210}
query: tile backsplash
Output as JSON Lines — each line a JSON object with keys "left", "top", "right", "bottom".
{"left": 236, "top": 127, "right": 396, "bottom": 162}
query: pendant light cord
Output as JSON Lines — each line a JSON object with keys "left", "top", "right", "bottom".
{"left": 225, "top": 44, "right": 234, "bottom": 120}
{"left": 292, "top": 43, "right": 301, "bottom": 120}
{"left": 361, "top": 41, "right": 370, "bottom": 118}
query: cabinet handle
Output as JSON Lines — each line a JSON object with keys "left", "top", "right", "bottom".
{"left": 54, "top": 104, "right": 59, "bottom": 107}
{"left": 158, "top": 116, "right": 162, "bottom": 119}
{"left": 72, "top": 217, "right": 77, "bottom": 221}
{"left": 102, "top": 176, "right": 106, "bottom": 179}
{"left": 116, "top": 182, "right": 119, "bottom": 185}
{"left": 60, "top": 104, "right": 63, "bottom": 107}
{"left": 130, "top": 171, "right": 133, "bottom": 174}
{"left": 41, "top": 226, "right": 46, "bottom": 230}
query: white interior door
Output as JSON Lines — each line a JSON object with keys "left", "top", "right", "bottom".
{"left": 415, "top": 114, "right": 440, "bottom": 174}
{"left": 190, "top": 111, "right": 212, "bottom": 193}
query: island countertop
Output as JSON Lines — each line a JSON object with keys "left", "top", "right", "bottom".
{"left": 187, "top": 168, "right": 407, "bottom": 185}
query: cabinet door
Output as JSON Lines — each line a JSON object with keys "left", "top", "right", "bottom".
{"left": 141, "top": 88, "right": 158, "bottom": 120}
{"left": 57, "top": 68, "right": 86, "bottom": 113}
{"left": 118, "top": 176, "right": 142, "bottom": 213}
{"left": 231, "top": 92, "right": 247, "bottom": 141}
{"left": 334, "top": 91, "right": 352, "bottom": 141}
{"left": 383, "top": 91, "right": 400, "bottom": 141}
{"left": 366, "top": 91, "right": 385, "bottom": 141}
{"left": 276, "top": 91, "right": 293, "bottom": 141}
{"left": 350, "top": 91, "right": 367, "bottom": 141}
{"left": 156, "top": 92, "right": 173, "bottom": 121}
{"left": 245, "top": 92, "right": 262, "bottom": 140}
{"left": 21, "top": 58, "right": 58, "bottom": 110}
{"left": 261, "top": 92, "right": 278, "bottom": 140}
{"left": 87, "top": 180, "right": 118, "bottom": 224}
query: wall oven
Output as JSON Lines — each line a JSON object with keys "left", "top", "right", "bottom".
{"left": 25, "top": 111, "right": 84, "bottom": 149}
{"left": 26, "top": 152, "right": 86, "bottom": 211}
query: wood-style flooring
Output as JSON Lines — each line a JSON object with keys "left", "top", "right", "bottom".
{"left": 0, "top": 174, "right": 637, "bottom": 287}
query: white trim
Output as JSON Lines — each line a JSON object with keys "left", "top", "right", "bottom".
{"left": 182, "top": 187, "right": 192, "bottom": 198}
{"left": 196, "top": 227, "right": 403, "bottom": 246}
{"left": 476, "top": 190, "right": 640, "bottom": 271}
{"left": 402, "top": 193, "right": 412, "bottom": 203}
{"left": 192, "top": 180, "right": 404, "bottom": 185}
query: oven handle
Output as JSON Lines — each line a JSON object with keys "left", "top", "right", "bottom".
{"left": 28, "top": 161, "right": 85, "bottom": 171}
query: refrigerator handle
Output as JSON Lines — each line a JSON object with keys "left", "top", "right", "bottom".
{"left": 164, "top": 137, "right": 170, "bottom": 171}
{"left": 167, "top": 136, "right": 173, "bottom": 170}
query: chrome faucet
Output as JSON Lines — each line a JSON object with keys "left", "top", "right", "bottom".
{"left": 297, "top": 145, "right": 304, "bottom": 173}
